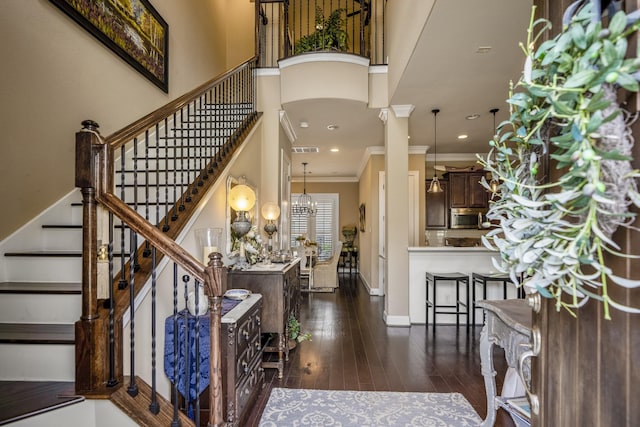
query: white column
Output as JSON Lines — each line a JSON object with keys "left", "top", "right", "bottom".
{"left": 383, "top": 104, "right": 414, "bottom": 326}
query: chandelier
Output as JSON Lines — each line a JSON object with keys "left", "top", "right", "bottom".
{"left": 427, "top": 109, "right": 443, "bottom": 193}
{"left": 292, "top": 162, "right": 317, "bottom": 217}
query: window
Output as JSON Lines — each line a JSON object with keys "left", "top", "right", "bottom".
{"left": 290, "top": 193, "right": 339, "bottom": 261}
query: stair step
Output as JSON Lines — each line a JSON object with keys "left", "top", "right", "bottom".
{"left": 0, "top": 381, "right": 84, "bottom": 426}
{"left": 4, "top": 251, "right": 81, "bottom": 258}
{"left": 0, "top": 282, "right": 81, "bottom": 295}
{"left": 0, "top": 324, "right": 75, "bottom": 345}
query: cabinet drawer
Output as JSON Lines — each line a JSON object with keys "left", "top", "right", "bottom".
{"left": 235, "top": 335, "right": 261, "bottom": 381}
{"left": 233, "top": 310, "right": 261, "bottom": 360}
{"left": 233, "top": 357, "right": 263, "bottom": 424}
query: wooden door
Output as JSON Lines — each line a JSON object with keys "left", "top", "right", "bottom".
{"left": 531, "top": 1, "right": 640, "bottom": 426}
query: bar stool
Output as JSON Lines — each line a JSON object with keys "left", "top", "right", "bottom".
{"left": 471, "top": 272, "right": 524, "bottom": 326}
{"left": 425, "top": 272, "right": 470, "bottom": 329}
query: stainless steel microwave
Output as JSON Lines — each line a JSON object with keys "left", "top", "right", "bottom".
{"left": 450, "top": 208, "right": 487, "bottom": 229}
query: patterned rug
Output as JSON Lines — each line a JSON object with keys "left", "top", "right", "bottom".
{"left": 259, "top": 388, "right": 481, "bottom": 426}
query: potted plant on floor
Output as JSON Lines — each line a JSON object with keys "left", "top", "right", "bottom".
{"left": 288, "top": 314, "right": 312, "bottom": 349}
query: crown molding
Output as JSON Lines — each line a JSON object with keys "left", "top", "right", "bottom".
{"left": 279, "top": 110, "right": 297, "bottom": 143}
{"left": 378, "top": 108, "right": 388, "bottom": 124}
{"left": 369, "top": 65, "right": 388, "bottom": 74}
{"left": 391, "top": 104, "right": 415, "bottom": 118}
{"left": 255, "top": 68, "right": 280, "bottom": 76}
{"left": 425, "top": 152, "right": 486, "bottom": 162}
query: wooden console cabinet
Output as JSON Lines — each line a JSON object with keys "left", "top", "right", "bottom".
{"left": 227, "top": 260, "right": 300, "bottom": 379}
{"left": 169, "top": 294, "right": 263, "bottom": 426}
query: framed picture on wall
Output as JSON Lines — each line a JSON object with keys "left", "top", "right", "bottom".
{"left": 50, "top": 0, "right": 169, "bottom": 93}
{"left": 359, "top": 203, "right": 366, "bottom": 232}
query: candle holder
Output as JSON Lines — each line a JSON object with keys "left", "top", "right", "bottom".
{"left": 195, "top": 227, "right": 223, "bottom": 265}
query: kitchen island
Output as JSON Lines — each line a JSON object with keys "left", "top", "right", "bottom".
{"left": 408, "top": 246, "right": 519, "bottom": 325}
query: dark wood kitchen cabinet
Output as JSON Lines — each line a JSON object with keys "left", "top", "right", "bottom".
{"left": 449, "top": 172, "right": 488, "bottom": 209}
{"left": 425, "top": 179, "right": 449, "bottom": 229}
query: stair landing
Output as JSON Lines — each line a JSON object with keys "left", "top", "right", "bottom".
{"left": 0, "top": 381, "right": 84, "bottom": 425}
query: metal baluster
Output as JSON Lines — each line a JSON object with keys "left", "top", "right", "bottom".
{"left": 171, "top": 115, "right": 178, "bottom": 222}
{"left": 118, "top": 146, "right": 127, "bottom": 289}
{"left": 194, "top": 278, "right": 201, "bottom": 427}
{"left": 171, "top": 264, "right": 180, "bottom": 427}
{"left": 143, "top": 129, "right": 151, "bottom": 257}
{"left": 199, "top": 95, "right": 207, "bottom": 184}
{"left": 207, "top": 89, "right": 214, "bottom": 174}
{"left": 182, "top": 275, "right": 191, "bottom": 416}
{"left": 132, "top": 137, "right": 140, "bottom": 272}
{"left": 187, "top": 101, "right": 196, "bottom": 199}
{"left": 214, "top": 83, "right": 221, "bottom": 165}
{"left": 149, "top": 246, "right": 160, "bottom": 414}
{"left": 178, "top": 110, "right": 186, "bottom": 211}
{"left": 107, "top": 212, "right": 118, "bottom": 387}
{"left": 163, "top": 117, "right": 170, "bottom": 232}
{"left": 155, "top": 123, "right": 161, "bottom": 232}
{"left": 127, "top": 229, "right": 139, "bottom": 397}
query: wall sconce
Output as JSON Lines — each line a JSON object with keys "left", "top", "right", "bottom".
{"left": 261, "top": 202, "right": 281, "bottom": 252}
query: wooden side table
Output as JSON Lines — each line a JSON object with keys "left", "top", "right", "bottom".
{"left": 477, "top": 299, "right": 532, "bottom": 427}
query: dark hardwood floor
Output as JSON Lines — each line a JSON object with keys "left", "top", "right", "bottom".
{"left": 244, "top": 272, "right": 516, "bottom": 426}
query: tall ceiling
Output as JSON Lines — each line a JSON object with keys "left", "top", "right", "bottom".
{"left": 285, "top": 0, "right": 533, "bottom": 179}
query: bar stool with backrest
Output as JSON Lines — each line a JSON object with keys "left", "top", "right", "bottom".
{"left": 471, "top": 272, "right": 525, "bottom": 326}
{"left": 425, "top": 272, "right": 470, "bottom": 329}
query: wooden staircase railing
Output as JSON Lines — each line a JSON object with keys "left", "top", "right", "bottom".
{"left": 75, "top": 56, "right": 260, "bottom": 426}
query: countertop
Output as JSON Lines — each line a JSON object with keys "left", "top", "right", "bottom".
{"left": 408, "top": 246, "right": 495, "bottom": 252}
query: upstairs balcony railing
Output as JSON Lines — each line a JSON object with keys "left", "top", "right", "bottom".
{"left": 257, "top": 0, "right": 386, "bottom": 67}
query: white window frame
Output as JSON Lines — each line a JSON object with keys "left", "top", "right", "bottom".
{"left": 290, "top": 193, "right": 339, "bottom": 261}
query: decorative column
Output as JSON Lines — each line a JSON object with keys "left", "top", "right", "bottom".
{"left": 382, "top": 105, "right": 414, "bottom": 326}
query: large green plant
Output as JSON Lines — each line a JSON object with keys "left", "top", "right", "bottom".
{"left": 294, "top": 7, "right": 348, "bottom": 54}
{"left": 480, "top": 3, "right": 640, "bottom": 319}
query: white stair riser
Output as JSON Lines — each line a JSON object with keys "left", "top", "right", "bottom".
{"left": 0, "top": 344, "right": 75, "bottom": 381}
{"left": 0, "top": 294, "right": 81, "bottom": 323}
{"left": 4, "top": 257, "right": 82, "bottom": 282}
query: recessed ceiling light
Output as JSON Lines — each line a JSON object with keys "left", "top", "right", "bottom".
{"left": 327, "top": 124, "right": 339, "bottom": 131}
{"left": 476, "top": 46, "right": 492, "bottom": 54}
{"left": 330, "top": 148, "right": 339, "bottom": 152}
{"left": 300, "top": 121, "right": 309, "bottom": 128}
{"left": 457, "top": 134, "right": 468, "bottom": 140}
{"left": 466, "top": 114, "right": 480, "bottom": 120}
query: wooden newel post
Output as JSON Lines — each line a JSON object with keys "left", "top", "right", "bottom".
{"left": 204, "top": 253, "right": 227, "bottom": 426}
{"left": 75, "top": 120, "right": 110, "bottom": 393}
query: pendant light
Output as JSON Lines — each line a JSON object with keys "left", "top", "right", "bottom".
{"left": 427, "top": 109, "right": 443, "bottom": 193}
{"left": 489, "top": 108, "right": 500, "bottom": 194}
{"left": 292, "top": 162, "right": 317, "bottom": 217}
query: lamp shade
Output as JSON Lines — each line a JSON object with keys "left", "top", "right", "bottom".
{"left": 261, "top": 202, "right": 281, "bottom": 221}
{"left": 228, "top": 184, "right": 256, "bottom": 212}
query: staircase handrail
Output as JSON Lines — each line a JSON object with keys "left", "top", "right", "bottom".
{"left": 76, "top": 56, "right": 259, "bottom": 426}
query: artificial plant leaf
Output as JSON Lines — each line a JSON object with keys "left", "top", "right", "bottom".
{"left": 608, "top": 11, "right": 627, "bottom": 38}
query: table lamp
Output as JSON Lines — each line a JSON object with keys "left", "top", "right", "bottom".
{"left": 228, "top": 183, "right": 256, "bottom": 268}
{"left": 261, "top": 201, "right": 281, "bottom": 252}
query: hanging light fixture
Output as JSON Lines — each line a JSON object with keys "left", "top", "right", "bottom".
{"left": 292, "top": 162, "right": 317, "bottom": 216}
{"left": 489, "top": 108, "right": 500, "bottom": 194}
{"left": 427, "top": 109, "right": 443, "bottom": 193}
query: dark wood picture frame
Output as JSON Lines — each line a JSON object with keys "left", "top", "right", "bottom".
{"left": 50, "top": 0, "right": 169, "bottom": 93}
{"left": 359, "top": 203, "right": 366, "bottom": 233}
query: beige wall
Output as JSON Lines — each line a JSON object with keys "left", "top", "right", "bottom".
{"left": 290, "top": 181, "right": 359, "bottom": 245}
{"left": 0, "top": 0, "right": 254, "bottom": 240}
{"left": 358, "top": 154, "right": 385, "bottom": 292}
{"left": 385, "top": 0, "right": 434, "bottom": 99}
{"left": 409, "top": 153, "right": 426, "bottom": 246}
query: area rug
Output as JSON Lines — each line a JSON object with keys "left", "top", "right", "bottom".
{"left": 259, "top": 388, "right": 482, "bottom": 426}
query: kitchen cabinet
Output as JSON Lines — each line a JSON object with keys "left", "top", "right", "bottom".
{"left": 425, "top": 179, "right": 449, "bottom": 229}
{"left": 449, "top": 172, "right": 488, "bottom": 209}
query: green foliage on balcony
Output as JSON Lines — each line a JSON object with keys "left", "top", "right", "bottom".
{"left": 294, "top": 7, "right": 348, "bottom": 54}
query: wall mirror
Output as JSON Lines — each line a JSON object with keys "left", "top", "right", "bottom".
{"left": 226, "top": 175, "right": 259, "bottom": 254}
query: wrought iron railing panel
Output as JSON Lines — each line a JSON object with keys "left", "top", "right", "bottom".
{"left": 76, "top": 58, "right": 258, "bottom": 425}
{"left": 257, "top": 0, "right": 387, "bottom": 67}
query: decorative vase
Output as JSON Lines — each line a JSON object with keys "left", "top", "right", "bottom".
{"left": 187, "top": 284, "right": 208, "bottom": 316}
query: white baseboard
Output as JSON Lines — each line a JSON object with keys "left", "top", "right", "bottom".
{"left": 383, "top": 311, "right": 411, "bottom": 327}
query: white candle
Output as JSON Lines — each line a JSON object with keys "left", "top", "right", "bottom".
{"left": 202, "top": 246, "right": 219, "bottom": 264}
